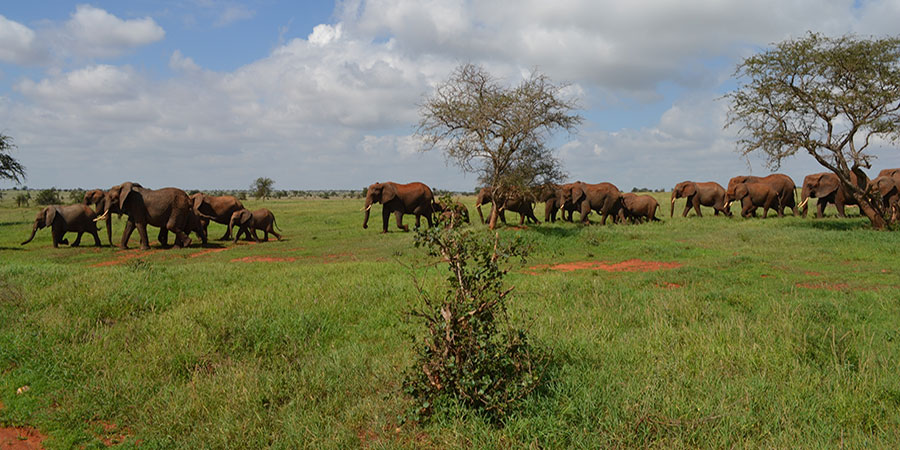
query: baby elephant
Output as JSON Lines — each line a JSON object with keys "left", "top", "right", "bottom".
{"left": 733, "top": 183, "right": 781, "bottom": 218}
{"left": 229, "top": 208, "right": 282, "bottom": 243}
{"left": 22, "top": 204, "right": 102, "bottom": 248}
{"left": 620, "top": 193, "right": 661, "bottom": 223}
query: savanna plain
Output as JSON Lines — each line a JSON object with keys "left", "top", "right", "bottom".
{"left": 1, "top": 192, "right": 899, "bottom": 448}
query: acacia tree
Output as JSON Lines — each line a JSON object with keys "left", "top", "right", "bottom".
{"left": 1, "top": 134, "right": 26, "bottom": 184}
{"left": 726, "top": 32, "right": 900, "bottom": 229}
{"left": 251, "top": 177, "right": 274, "bottom": 200}
{"left": 417, "top": 63, "right": 581, "bottom": 229}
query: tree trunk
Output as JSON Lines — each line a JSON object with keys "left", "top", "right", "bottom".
{"left": 854, "top": 193, "right": 888, "bottom": 230}
{"left": 488, "top": 203, "right": 499, "bottom": 230}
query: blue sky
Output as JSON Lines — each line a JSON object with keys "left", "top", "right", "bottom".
{"left": 1, "top": 0, "right": 899, "bottom": 191}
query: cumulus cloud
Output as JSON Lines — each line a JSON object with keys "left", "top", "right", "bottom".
{"left": 0, "top": 15, "right": 46, "bottom": 64}
{"left": 3, "top": 0, "right": 900, "bottom": 190}
{"left": 60, "top": 5, "right": 165, "bottom": 59}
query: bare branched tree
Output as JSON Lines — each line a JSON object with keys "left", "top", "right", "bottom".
{"left": 0, "top": 134, "right": 26, "bottom": 184}
{"left": 417, "top": 63, "right": 581, "bottom": 228}
{"left": 726, "top": 32, "right": 900, "bottom": 229}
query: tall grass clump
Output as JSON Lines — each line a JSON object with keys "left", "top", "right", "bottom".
{"left": 403, "top": 217, "right": 547, "bottom": 424}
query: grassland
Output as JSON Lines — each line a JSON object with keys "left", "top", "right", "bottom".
{"left": 1, "top": 192, "right": 899, "bottom": 448}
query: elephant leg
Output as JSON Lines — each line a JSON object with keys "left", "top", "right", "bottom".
{"left": 394, "top": 210, "right": 409, "bottom": 232}
{"left": 157, "top": 228, "right": 171, "bottom": 248}
{"left": 251, "top": 228, "right": 262, "bottom": 243}
{"left": 682, "top": 203, "right": 691, "bottom": 217}
{"left": 90, "top": 229, "right": 101, "bottom": 246}
{"left": 71, "top": 231, "right": 84, "bottom": 247}
{"left": 692, "top": 198, "right": 702, "bottom": 217}
{"left": 119, "top": 220, "right": 136, "bottom": 249}
{"left": 425, "top": 211, "right": 433, "bottom": 228}
{"left": 50, "top": 224, "right": 62, "bottom": 248}
{"left": 381, "top": 207, "right": 391, "bottom": 233}
{"left": 269, "top": 226, "right": 282, "bottom": 241}
{"left": 415, "top": 213, "right": 422, "bottom": 229}
{"left": 835, "top": 201, "right": 846, "bottom": 218}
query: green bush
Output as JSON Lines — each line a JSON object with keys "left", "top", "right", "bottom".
{"left": 35, "top": 188, "right": 60, "bottom": 205}
{"left": 403, "top": 224, "right": 546, "bottom": 424}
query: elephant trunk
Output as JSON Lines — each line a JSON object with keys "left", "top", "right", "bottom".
{"left": 363, "top": 201, "right": 373, "bottom": 228}
{"left": 21, "top": 221, "right": 40, "bottom": 245}
{"left": 799, "top": 185, "right": 810, "bottom": 217}
{"left": 670, "top": 191, "right": 677, "bottom": 217}
{"left": 105, "top": 215, "right": 113, "bottom": 246}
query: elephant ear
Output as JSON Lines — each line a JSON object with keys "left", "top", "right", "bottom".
{"left": 816, "top": 174, "right": 840, "bottom": 197}
{"left": 45, "top": 207, "right": 58, "bottom": 226}
{"left": 381, "top": 183, "right": 398, "bottom": 204}
{"left": 240, "top": 210, "right": 253, "bottom": 225}
{"left": 572, "top": 184, "right": 585, "bottom": 202}
{"left": 682, "top": 183, "right": 697, "bottom": 197}
{"left": 192, "top": 194, "right": 205, "bottom": 214}
{"left": 119, "top": 182, "right": 135, "bottom": 210}
{"left": 878, "top": 177, "right": 896, "bottom": 196}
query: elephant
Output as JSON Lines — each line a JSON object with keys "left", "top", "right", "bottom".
{"left": 670, "top": 181, "right": 729, "bottom": 217}
{"left": 798, "top": 172, "right": 860, "bottom": 218}
{"left": 537, "top": 184, "right": 563, "bottom": 222}
{"left": 620, "top": 193, "right": 660, "bottom": 223}
{"left": 95, "top": 182, "right": 195, "bottom": 250}
{"left": 21, "top": 204, "right": 101, "bottom": 248}
{"left": 868, "top": 175, "right": 900, "bottom": 222}
{"left": 474, "top": 187, "right": 540, "bottom": 226}
{"left": 878, "top": 168, "right": 900, "bottom": 183}
{"left": 725, "top": 174, "right": 798, "bottom": 216}
{"left": 363, "top": 182, "right": 434, "bottom": 233}
{"left": 559, "top": 181, "right": 622, "bottom": 225}
{"left": 84, "top": 188, "right": 115, "bottom": 245}
{"left": 433, "top": 199, "right": 470, "bottom": 225}
{"left": 229, "top": 208, "right": 282, "bottom": 243}
{"left": 732, "top": 183, "right": 781, "bottom": 218}
{"left": 190, "top": 193, "right": 244, "bottom": 240}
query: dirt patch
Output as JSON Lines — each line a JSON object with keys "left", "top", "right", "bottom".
{"left": 90, "top": 249, "right": 150, "bottom": 267}
{"left": 796, "top": 282, "right": 850, "bottom": 291}
{"left": 0, "top": 426, "right": 46, "bottom": 450}
{"left": 527, "top": 259, "right": 682, "bottom": 275}
{"left": 189, "top": 248, "right": 229, "bottom": 258}
{"left": 322, "top": 252, "right": 357, "bottom": 264}
{"left": 804, "top": 271, "right": 822, "bottom": 277}
{"left": 90, "top": 420, "right": 132, "bottom": 447}
{"left": 657, "top": 282, "right": 682, "bottom": 289}
{"left": 230, "top": 256, "right": 297, "bottom": 263}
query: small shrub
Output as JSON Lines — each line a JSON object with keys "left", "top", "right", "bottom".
{"left": 68, "top": 189, "right": 85, "bottom": 204}
{"left": 35, "top": 188, "right": 60, "bottom": 205}
{"left": 403, "top": 225, "right": 546, "bottom": 424}
{"left": 15, "top": 192, "right": 30, "bottom": 207}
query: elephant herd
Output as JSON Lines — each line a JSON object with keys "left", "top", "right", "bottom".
{"left": 20, "top": 170, "right": 900, "bottom": 247}
{"left": 21, "top": 182, "right": 281, "bottom": 250}
{"left": 363, "top": 169, "right": 900, "bottom": 233}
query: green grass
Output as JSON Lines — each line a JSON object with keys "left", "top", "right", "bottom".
{"left": 1, "top": 193, "right": 899, "bottom": 448}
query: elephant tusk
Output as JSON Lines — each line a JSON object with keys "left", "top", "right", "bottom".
{"left": 671, "top": 198, "right": 676, "bottom": 204}
{"left": 94, "top": 211, "right": 109, "bottom": 222}
{"left": 364, "top": 204, "right": 373, "bottom": 212}
{"left": 798, "top": 198, "right": 809, "bottom": 209}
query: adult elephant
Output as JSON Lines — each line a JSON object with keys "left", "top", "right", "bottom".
{"left": 732, "top": 183, "right": 780, "bottom": 218}
{"left": 537, "top": 184, "right": 561, "bottom": 222}
{"left": 502, "top": 192, "right": 540, "bottom": 225}
{"left": 725, "top": 174, "right": 798, "bottom": 216}
{"left": 474, "top": 187, "right": 497, "bottom": 224}
{"left": 190, "top": 193, "right": 244, "bottom": 240}
{"left": 869, "top": 175, "right": 900, "bottom": 222}
{"left": 620, "top": 193, "right": 660, "bottom": 223}
{"left": 363, "top": 181, "right": 434, "bottom": 233}
{"left": 798, "top": 172, "right": 860, "bottom": 218}
{"left": 84, "top": 188, "right": 115, "bottom": 245}
{"left": 95, "top": 182, "right": 196, "bottom": 250}
{"left": 21, "top": 204, "right": 101, "bottom": 248}
{"left": 670, "top": 181, "right": 729, "bottom": 217}
{"left": 560, "top": 181, "right": 622, "bottom": 225}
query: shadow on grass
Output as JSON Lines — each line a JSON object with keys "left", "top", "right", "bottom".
{"left": 0, "top": 246, "right": 25, "bottom": 251}
{"left": 529, "top": 226, "right": 582, "bottom": 238}
{"left": 786, "top": 219, "right": 870, "bottom": 231}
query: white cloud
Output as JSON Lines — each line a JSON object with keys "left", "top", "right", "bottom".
{"left": 0, "top": 15, "right": 46, "bottom": 64}
{"left": 61, "top": 5, "right": 165, "bottom": 58}
{"left": 215, "top": 4, "right": 256, "bottom": 27}
{"left": 4, "top": 0, "right": 900, "bottom": 190}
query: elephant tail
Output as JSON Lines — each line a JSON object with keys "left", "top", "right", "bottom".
{"left": 273, "top": 216, "right": 282, "bottom": 231}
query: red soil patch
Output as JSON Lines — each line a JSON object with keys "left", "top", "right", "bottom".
{"left": 0, "top": 426, "right": 46, "bottom": 450}
{"left": 804, "top": 271, "right": 822, "bottom": 277}
{"left": 90, "top": 249, "right": 149, "bottom": 267}
{"left": 230, "top": 256, "right": 297, "bottom": 263}
{"left": 91, "top": 421, "right": 132, "bottom": 447}
{"left": 527, "top": 259, "right": 681, "bottom": 275}
{"left": 796, "top": 282, "right": 850, "bottom": 291}
{"left": 189, "top": 248, "right": 229, "bottom": 258}
{"left": 657, "top": 282, "right": 682, "bottom": 289}
{"left": 322, "top": 252, "right": 357, "bottom": 264}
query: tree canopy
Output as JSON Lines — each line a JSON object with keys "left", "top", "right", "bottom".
{"left": 726, "top": 32, "right": 900, "bottom": 229}
{"left": 251, "top": 177, "right": 274, "bottom": 200}
{"left": 417, "top": 63, "right": 581, "bottom": 228}
{"left": 0, "top": 133, "right": 26, "bottom": 184}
